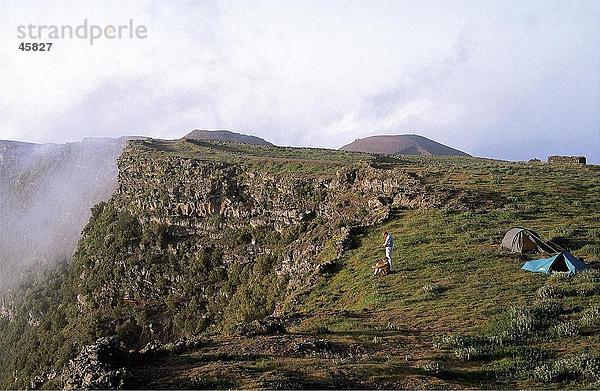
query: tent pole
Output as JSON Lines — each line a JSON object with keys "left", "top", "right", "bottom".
{"left": 528, "top": 230, "right": 562, "bottom": 254}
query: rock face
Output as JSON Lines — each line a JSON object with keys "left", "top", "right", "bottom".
{"left": 340, "top": 134, "right": 470, "bottom": 157}
{"left": 66, "top": 139, "right": 460, "bottom": 345}
{"left": 0, "top": 140, "right": 40, "bottom": 164}
{"left": 548, "top": 155, "right": 586, "bottom": 165}
{"left": 183, "top": 129, "right": 273, "bottom": 145}
{"left": 61, "top": 337, "right": 129, "bottom": 390}
{"left": 3, "top": 139, "right": 482, "bottom": 389}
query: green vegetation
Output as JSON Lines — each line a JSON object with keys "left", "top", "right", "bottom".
{"left": 291, "top": 156, "right": 600, "bottom": 388}
{"left": 132, "top": 138, "right": 373, "bottom": 178}
{"left": 0, "top": 140, "right": 598, "bottom": 388}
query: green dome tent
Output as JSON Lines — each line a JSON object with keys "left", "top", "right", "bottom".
{"left": 521, "top": 250, "right": 586, "bottom": 274}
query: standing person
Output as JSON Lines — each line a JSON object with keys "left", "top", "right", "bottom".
{"left": 383, "top": 231, "right": 394, "bottom": 270}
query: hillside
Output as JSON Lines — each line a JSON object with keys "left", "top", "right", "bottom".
{"left": 340, "top": 134, "right": 470, "bottom": 156}
{"left": 183, "top": 129, "right": 273, "bottom": 145}
{"left": 0, "top": 140, "right": 599, "bottom": 389}
{"left": 0, "top": 140, "right": 43, "bottom": 164}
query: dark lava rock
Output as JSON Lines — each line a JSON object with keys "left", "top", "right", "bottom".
{"left": 62, "top": 336, "right": 129, "bottom": 390}
{"left": 138, "top": 337, "right": 205, "bottom": 358}
{"left": 237, "top": 317, "right": 287, "bottom": 336}
{"left": 317, "top": 259, "right": 338, "bottom": 274}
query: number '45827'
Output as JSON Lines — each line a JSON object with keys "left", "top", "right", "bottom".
{"left": 18, "top": 42, "right": 52, "bottom": 51}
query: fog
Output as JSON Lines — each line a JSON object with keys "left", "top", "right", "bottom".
{"left": 0, "top": 138, "right": 127, "bottom": 291}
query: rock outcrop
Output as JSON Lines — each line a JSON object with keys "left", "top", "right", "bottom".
{"left": 3, "top": 138, "right": 475, "bottom": 389}
{"left": 548, "top": 155, "right": 586, "bottom": 165}
{"left": 183, "top": 129, "right": 273, "bottom": 145}
{"left": 61, "top": 337, "right": 129, "bottom": 390}
{"left": 97, "top": 140, "right": 456, "bottom": 326}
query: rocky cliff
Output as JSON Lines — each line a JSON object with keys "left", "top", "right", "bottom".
{"left": 81, "top": 139, "right": 454, "bottom": 331}
{"left": 0, "top": 138, "right": 462, "bottom": 388}
{"left": 2, "top": 138, "right": 598, "bottom": 389}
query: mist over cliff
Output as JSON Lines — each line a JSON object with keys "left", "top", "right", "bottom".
{"left": 0, "top": 138, "right": 127, "bottom": 291}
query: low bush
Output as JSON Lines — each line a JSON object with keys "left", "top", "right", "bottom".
{"left": 588, "top": 228, "right": 600, "bottom": 239}
{"left": 501, "top": 306, "right": 538, "bottom": 341}
{"left": 435, "top": 334, "right": 503, "bottom": 361}
{"left": 579, "top": 307, "right": 600, "bottom": 328}
{"left": 537, "top": 285, "right": 564, "bottom": 300}
{"left": 422, "top": 283, "right": 444, "bottom": 295}
{"left": 582, "top": 244, "right": 600, "bottom": 259}
{"left": 576, "top": 284, "right": 596, "bottom": 297}
{"left": 533, "top": 354, "right": 600, "bottom": 383}
{"left": 575, "top": 269, "right": 600, "bottom": 283}
{"left": 552, "top": 321, "right": 580, "bottom": 338}
{"left": 421, "top": 361, "right": 450, "bottom": 376}
{"left": 532, "top": 299, "right": 564, "bottom": 318}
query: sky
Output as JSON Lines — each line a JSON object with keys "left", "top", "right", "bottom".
{"left": 0, "top": 0, "right": 598, "bottom": 162}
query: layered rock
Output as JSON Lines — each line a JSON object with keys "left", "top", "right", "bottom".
{"left": 3, "top": 139, "right": 478, "bottom": 389}
{"left": 101, "top": 140, "right": 455, "bottom": 323}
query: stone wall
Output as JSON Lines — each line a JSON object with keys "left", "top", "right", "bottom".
{"left": 548, "top": 155, "right": 586, "bottom": 165}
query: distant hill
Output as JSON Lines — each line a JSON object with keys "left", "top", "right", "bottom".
{"left": 183, "top": 129, "right": 273, "bottom": 146}
{"left": 0, "top": 140, "right": 47, "bottom": 164}
{"left": 339, "top": 134, "right": 470, "bottom": 156}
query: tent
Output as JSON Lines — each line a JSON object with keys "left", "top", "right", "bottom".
{"left": 501, "top": 227, "right": 558, "bottom": 253}
{"left": 521, "top": 250, "right": 586, "bottom": 274}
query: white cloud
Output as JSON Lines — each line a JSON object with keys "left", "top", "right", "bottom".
{"left": 0, "top": 0, "right": 598, "bottom": 161}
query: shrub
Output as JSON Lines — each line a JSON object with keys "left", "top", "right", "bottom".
{"left": 553, "top": 321, "right": 580, "bottom": 338}
{"left": 435, "top": 334, "right": 480, "bottom": 349}
{"left": 502, "top": 306, "right": 537, "bottom": 341}
{"left": 580, "top": 307, "right": 600, "bottom": 328}
{"left": 316, "top": 325, "right": 330, "bottom": 334}
{"left": 533, "top": 299, "right": 564, "bottom": 318}
{"left": 492, "top": 302, "right": 565, "bottom": 342}
{"left": 454, "top": 346, "right": 479, "bottom": 360}
{"left": 533, "top": 363, "right": 558, "bottom": 382}
{"left": 582, "top": 244, "right": 600, "bottom": 259}
{"left": 435, "top": 334, "right": 501, "bottom": 361}
{"left": 422, "top": 283, "right": 444, "bottom": 295}
{"left": 576, "top": 285, "right": 596, "bottom": 297}
{"left": 554, "top": 226, "right": 576, "bottom": 238}
{"left": 588, "top": 228, "right": 600, "bottom": 239}
{"left": 421, "top": 361, "right": 449, "bottom": 376}
{"left": 537, "top": 285, "right": 564, "bottom": 300}
{"left": 534, "top": 354, "right": 600, "bottom": 383}
{"left": 575, "top": 269, "right": 600, "bottom": 283}
{"left": 549, "top": 272, "right": 572, "bottom": 282}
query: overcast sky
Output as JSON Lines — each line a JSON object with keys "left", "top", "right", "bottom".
{"left": 0, "top": 0, "right": 598, "bottom": 162}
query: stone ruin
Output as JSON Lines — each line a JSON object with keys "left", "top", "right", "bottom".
{"left": 547, "top": 155, "right": 586, "bottom": 165}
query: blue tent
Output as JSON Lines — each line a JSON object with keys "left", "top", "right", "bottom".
{"left": 522, "top": 250, "right": 586, "bottom": 274}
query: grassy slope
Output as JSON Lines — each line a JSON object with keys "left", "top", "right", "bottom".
{"left": 128, "top": 152, "right": 599, "bottom": 389}
{"left": 291, "top": 157, "right": 600, "bottom": 387}
{"left": 3, "top": 140, "right": 599, "bottom": 388}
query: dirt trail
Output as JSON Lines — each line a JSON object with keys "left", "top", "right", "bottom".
{"left": 127, "top": 323, "right": 482, "bottom": 389}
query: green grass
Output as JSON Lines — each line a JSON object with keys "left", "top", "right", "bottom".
{"left": 288, "top": 155, "right": 600, "bottom": 387}
{"left": 2, "top": 139, "right": 599, "bottom": 388}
